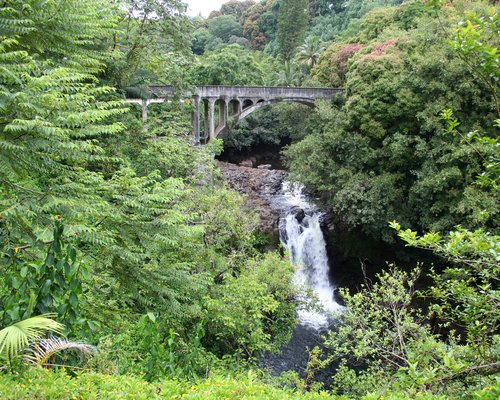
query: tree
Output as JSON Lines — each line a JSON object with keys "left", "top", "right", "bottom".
{"left": 273, "top": 61, "right": 304, "bottom": 87}
{"left": 276, "top": 0, "right": 309, "bottom": 62}
{"left": 189, "top": 44, "right": 268, "bottom": 85}
{"left": 108, "top": 0, "right": 191, "bottom": 91}
{"left": 313, "top": 43, "right": 363, "bottom": 86}
{"left": 204, "top": 253, "right": 296, "bottom": 358}
{"left": 208, "top": 15, "right": 244, "bottom": 42}
{"left": 220, "top": 0, "right": 256, "bottom": 18}
{"left": 451, "top": 9, "right": 500, "bottom": 117}
{"left": 0, "top": 0, "right": 125, "bottom": 244}
{"left": 0, "top": 0, "right": 301, "bottom": 382}
{"left": 191, "top": 28, "right": 211, "bottom": 54}
{"left": 324, "top": 266, "right": 499, "bottom": 397}
{"left": 391, "top": 223, "right": 499, "bottom": 350}
{"left": 224, "top": 103, "right": 312, "bottom": 151}
{"left": 307, "top": 0, "right": 406, "bottom": 41}
{"left": 241, "top": 1, "right": 269, "bottom": 50}
{"left": 296, "top": 36, "right": 325, "bottom": 69}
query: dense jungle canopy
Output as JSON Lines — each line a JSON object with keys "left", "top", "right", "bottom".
{"left": 0, "top": 1, "right": 498, "bottom": 399}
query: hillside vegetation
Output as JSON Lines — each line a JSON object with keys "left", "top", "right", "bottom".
{"left": 0, "top": 0, "right": 498, "bottom": 399}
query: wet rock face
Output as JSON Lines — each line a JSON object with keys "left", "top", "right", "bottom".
{"left": 217, "top": 161, "right": 287, "bottom": 241}
{"left": 290, "top": 206, "right": 305, "bottom": 223}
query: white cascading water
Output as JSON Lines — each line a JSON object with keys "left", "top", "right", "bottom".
{"left": 277, "top": 182, "right": 343, "bottom": 329}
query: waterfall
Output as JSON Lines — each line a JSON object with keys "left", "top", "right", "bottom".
{"left": 277, "top": 182, "right": 343, "bottom": 329}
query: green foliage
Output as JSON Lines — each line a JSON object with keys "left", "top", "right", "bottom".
{"left": 204, "top": 252, "right": 296, "bottom": 358}
{"left": 208, "top": 15, "right": 244, "bottom": 42}
{"left": 308, "top": 0, "right": 405, "bottom": 42}
{"left": 296, "top": 36, "right": 326, "bottom": 69}
{"left": 224, "top": 102, "right": 312, "bottom": 151}
{"left": 108, "top": 0, "right": 192, "bottom": 90}
{"left": 0, "top": 0, "right": 117, "bottom": 72}
{"left": 279, "top": 346, "right": 332, "bottom": 393}
{"left": 285, "top": 1, "right": 499, "bottom": 241}
{"left": 105, "top": 313, "right": 207, "bottom": 381}
{"left": 191, "top": 28, "right": 211, "bottom": 55}
{"left": 325, "top": 268, "right": 424, "bottom": 395}
{"left": 0, "top": 314, "right": 64, "bottom": 365}
{"left": 190, "top": 6, "right": 254, "bottom": 55}
{"left": 272, "top": 61, "right": 305, "bottom": 86}
{"left": 0, "top": 368, "right": 341, "bottom": 400}
{"left": 84, "top": 172, "right": 294, "bottom": 375}
{"left": 390, "top": 222, "right": 499, "bottom": 350}
{"left": 451, "top": 8, "right": 500, "bottom": 116}
{"left": 324, "top": 267, "right": 499, "bottom": 398}
{"left": 277, "top": 0, "right": 310, "bottom": 62}
{"left": 220, "top": 0, "right": 257, "bottom": 19}
{"left": 0, "top": 220, "right": 87, "bottom": 333}
{"left": 241, "top": 0, "right": 278, "bottom": 50}
{"left": 0, "top": 0, "right": 301, "bottom": 384}
{"left": 189, "top": 44, "right": 273, "bottom": 85}
{"left": 314, "top": 43, "right": 363, "bottom": 86}
{"left": 0, "top": 0, "right": 128, "bottom": 258}
{"left": 5, "top": 0, "right": 499, "bottom": 397}
{"left": 445, "top": 8, "right": 500, "bottom": 198}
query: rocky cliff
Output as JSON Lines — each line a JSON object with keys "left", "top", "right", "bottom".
{"left": 217, "top": 161, "right": 287, "bottom": 241}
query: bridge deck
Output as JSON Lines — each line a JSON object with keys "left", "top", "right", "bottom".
{"left": 148, "top": 85, "right": 344, "bottom": 99}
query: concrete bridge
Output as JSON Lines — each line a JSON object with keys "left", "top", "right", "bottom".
{"left": 126, "top": 85, "right": 344, "bottom": 144}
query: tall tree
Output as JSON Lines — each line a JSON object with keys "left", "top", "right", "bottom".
{"left": 109, "top": 0, "right": 191, "bottom": 92}
{"left": 296, "top": 36, "right": 325, "bottom": 69}
{"left": 276, "top": 0, "right": 309, "bottom": 62}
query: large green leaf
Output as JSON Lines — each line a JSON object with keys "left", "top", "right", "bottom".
{"left": 0, "top": 314, "right": 64, "bottom": 364}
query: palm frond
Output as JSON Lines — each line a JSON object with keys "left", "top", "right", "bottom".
{"left": 25, "top": 336, "right": 96, "bottom": 366}
{"left": 0, "top": 314, "right": 65, "bottom": 364}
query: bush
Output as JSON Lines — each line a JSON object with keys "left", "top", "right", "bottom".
{"left": 1, "top": 368, "right": 498, "bottom": 399}
{"left": 0, "top": 368, "right": 335, "bottom": 400}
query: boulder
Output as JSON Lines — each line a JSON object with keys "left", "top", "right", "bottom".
{"left": 239, "top": 159, "right": 254, "bottom": 167}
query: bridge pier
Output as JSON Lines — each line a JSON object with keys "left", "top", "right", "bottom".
{"left": 208, "top": 98, "right": 216, "bottom": 140}
{"left": 194, "top": 97, "right": 219, "bottom": 144}
{"left": 192, "top": 95, "right": 201, "bottom": 145}
{"left": 141, "top": 99, "right": 148, "bottom": 122}
{"left": 203, "top": 99, "right": 209, "bottom": 143}
{"left": 217, "top": 97, "right": 228, "bottom": 134}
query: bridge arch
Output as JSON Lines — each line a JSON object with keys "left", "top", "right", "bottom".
{"left": 242, "top": 99, "right": 254, "bottom": 110}
{"left": 214, "top": 98, "right": 317, "bottom": 138}
{"left": 219, "top": 98, "right": 316, "bottom": 138}
{"left": 237, "top": 98, "right": 315, "bottom": 122}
